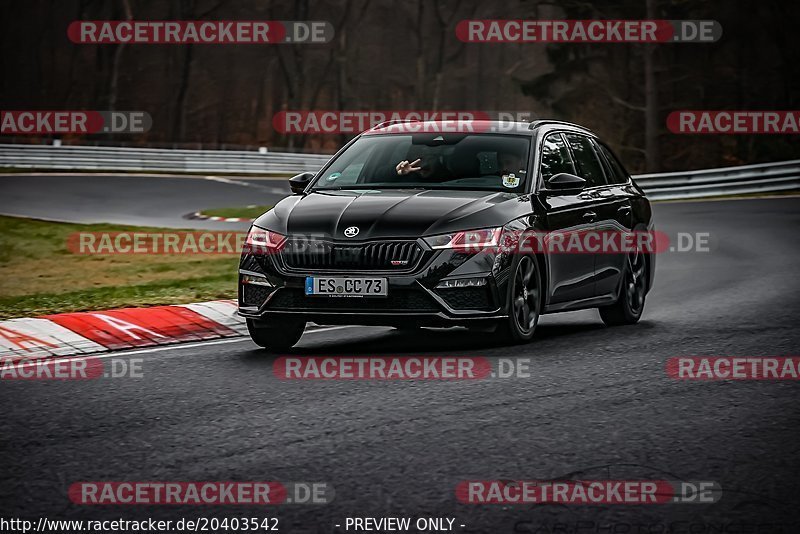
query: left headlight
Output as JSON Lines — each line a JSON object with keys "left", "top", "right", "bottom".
{"left": 423, "top": 227, "right": 502, "bottom": 252}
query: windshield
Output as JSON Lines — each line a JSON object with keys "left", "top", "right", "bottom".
{"left": 312, "top": 133, "right": 531, "bottom": 192}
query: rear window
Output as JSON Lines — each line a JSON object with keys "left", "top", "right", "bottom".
{"left": 565, "top": 133, "right": 607, "bottom": 188}
{"left": 596, "top": 142, "right": 630, "bottom": 184}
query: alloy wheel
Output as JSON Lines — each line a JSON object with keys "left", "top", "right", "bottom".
{"left": 626, "top": 250, "right": 647, "bottom": 315}
{"left": 512, "top": 256, "right": 540, "bottom": 335}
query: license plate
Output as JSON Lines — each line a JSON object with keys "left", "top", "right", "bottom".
{"left": 305, "top": 277, "right": 388, "bottom": 297}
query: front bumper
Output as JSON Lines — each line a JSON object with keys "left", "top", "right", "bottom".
{"left": 237, "top": 238, "right": 514, "bottom": 327}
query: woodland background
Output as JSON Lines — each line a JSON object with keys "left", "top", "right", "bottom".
{"left": 1, "top": 0, "right": 798, "bottom": 172}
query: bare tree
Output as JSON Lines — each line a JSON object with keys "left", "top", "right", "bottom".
{"left": 107, "top": 0, "right": 132, "bottom": 112}
{"left": 643, "top": 0, "right": 660, "bottom": 171}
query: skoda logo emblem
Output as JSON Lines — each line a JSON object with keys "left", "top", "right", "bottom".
{"left": 344, "top": 226, "right": 360, "bottom": 238}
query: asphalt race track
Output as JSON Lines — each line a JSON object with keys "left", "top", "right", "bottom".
{"left": 0, "top": 174, "right": 289, "bottom": 229}
{"left": 1, "top": 197, "right": 799, "bottom": 532}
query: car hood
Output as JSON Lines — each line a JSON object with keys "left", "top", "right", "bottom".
{"left": 254, "top": 189, "right": 527, "bottom": 240}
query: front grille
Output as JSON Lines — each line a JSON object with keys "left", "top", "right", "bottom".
{"left": 268, "top": 288, "right": 439, "bottom": 312}
{"left": 241, "top": 284, "right": 272, "bottom": 307}
{"left": 435, "top": 287, "right": 492, "bottom": 310}
{"left": 281, "top": 240, "right": 423, "bottom": 271}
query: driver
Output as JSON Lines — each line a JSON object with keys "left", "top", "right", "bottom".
{"left": 395, "top": 151, "right": 445, "bottom": 179}
{"left": 498, "top": 151, "right": 524, "bottom": 175}
{"left": 395, "top": 158, "right": 422, "bottom": 175}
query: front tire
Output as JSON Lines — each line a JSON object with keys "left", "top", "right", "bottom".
{"left": 247, "top": 318, "right": 305, "bottom": 350}
{"left": 496, "top": 255, "right": 541, "bottom": 344}
{"left": 599, "top": 249, "right": 647, "bottom": 326}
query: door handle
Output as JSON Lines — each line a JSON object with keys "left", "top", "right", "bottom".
{"left": 617, "top": 206, "right": 631, "bottom": 216}
{"left": 582, "top": 211, "right": 597, "bottom": 221}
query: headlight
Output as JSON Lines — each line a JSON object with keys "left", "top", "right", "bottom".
{"left": 243, "top": 226, "right": 287, "bottom": 255}
{"left": 423, "top": 227, "right": 502, "bottom": 252}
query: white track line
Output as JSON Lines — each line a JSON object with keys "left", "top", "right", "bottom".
{"left": 1, "top": 325, "right": 358, "bottom": 371}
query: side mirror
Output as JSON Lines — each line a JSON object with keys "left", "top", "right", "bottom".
{"left": 289, "top": 172, "right": 314, "bottom": 195}
{"left": 545, "top": 172, "right": 586, "bottom": 194}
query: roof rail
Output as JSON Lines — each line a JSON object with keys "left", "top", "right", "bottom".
{"left": 527, "top": 120, "right": 594, "bottom": 134}
{"left": 370, "top": 119, "right": 421, "bottom": 131}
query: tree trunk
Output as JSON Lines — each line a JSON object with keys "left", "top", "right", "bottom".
{"left": 643, "top": 0, "right": 660, "bottom": 171}
{"left": 108, "top": 0, "right": 133, "bottom": 113}
{"left": 414, "top": 0, "right": 426, "bottom": 107}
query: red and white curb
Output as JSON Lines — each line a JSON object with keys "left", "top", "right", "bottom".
{"left": 0, "top": 300, "right": 248, "bottom": 361}
{"left": 186, "top": 211, "right": 255, "bottom": 223}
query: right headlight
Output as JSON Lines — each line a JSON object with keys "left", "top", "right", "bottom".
{"left": 423, "top": 227, "right": 502, "bottom": 253}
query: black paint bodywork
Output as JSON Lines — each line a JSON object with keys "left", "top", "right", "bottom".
{"left": 238, "top": 121, "right": 655, "bottom": 328}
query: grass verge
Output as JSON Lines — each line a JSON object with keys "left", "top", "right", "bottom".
{"left": 0, "top": 216, "right": 239, "bottom": 319}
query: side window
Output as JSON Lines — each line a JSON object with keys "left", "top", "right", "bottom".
{"left": 596, "top": 142, "right": 630, "bottom": 185}
{"left": 328, "top": 139, "right": 396, "bottom": 185}
{"left": 565, "top": 134, "right": 607, "bottom": 188}
{"left": 321, "top": 143, "right": 374, "bottom": 186}
{"left": 336, "top": 163, "right": 365, "bottom": 185}
{"left": 539, "top": 133, "right": 575, "bottom": 182}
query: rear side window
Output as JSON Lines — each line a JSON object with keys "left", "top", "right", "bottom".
{"left": 565, "top": 134, "right": 607, "bottom": 187}
{"left": 596, "top": 142, "right": 630, "bottom": 184}
{"left": 539, "top": 133, "right": 575, "bottom": 181}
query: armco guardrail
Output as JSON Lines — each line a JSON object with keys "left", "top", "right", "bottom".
{"left": 634, "top": 159, "right": 800, "bottom": 200}
{"left": 0, "top": 144, "right": 797, "bottom": 200}
{"left": 0, "top": 144, "right": 331, "bottom": 175}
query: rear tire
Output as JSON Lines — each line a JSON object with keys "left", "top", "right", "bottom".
{"left": 495, "top": 255, "right": 541, "bottom": 344}
{"left": 246, "top": 318, "right": 305, "bottom": 350}
{"left": 599, "top": 249, "right": 647, "bottom": 326}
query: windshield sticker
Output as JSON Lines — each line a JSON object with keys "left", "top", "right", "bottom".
{"left": 502, "top": 173, "right": 520, "bottom": 188}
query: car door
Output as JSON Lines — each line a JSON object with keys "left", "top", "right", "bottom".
{"left": 563, "top": 133, "right": 616, "bottom": 299}
{"left": 536, "top": 132, "right": 599, "bottom": 306}
{"left": 592, "top": 140, "right": 635, "bottom": 298}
